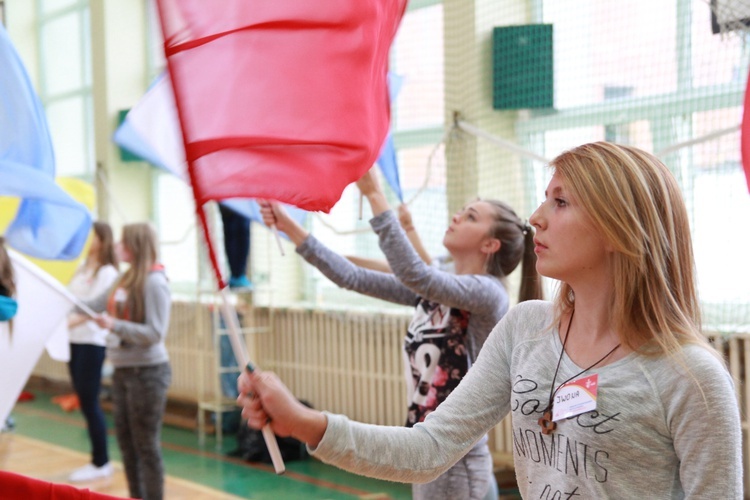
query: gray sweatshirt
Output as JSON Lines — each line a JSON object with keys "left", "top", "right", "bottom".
{"left": 84, "top": 269, "right": 171, "bottom": 368}
{"left": 310, "top": 300, "right": 742, "bottom": 499}
{"left": 297, "top": 210, "right": 508, "bottom": 363}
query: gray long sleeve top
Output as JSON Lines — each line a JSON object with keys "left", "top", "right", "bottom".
{"left": 297, "top": 210, "right": 508, "bottom": 363}
{"left": 84, "top": 269, "right": 171, "bottom": 368}
{"left": 310, "top": 300, "right": 743, "bottom": 499}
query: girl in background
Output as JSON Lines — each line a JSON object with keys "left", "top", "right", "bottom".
{"left": 85, "top": 223, "right": 171, "bottom": 500}
{"left": 259, "top": 168, "right": 541, "bottom": 500}
{"left": 67, "top": 222, "right": 119, "bottom": 482}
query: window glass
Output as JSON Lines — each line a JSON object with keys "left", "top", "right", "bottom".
{"left": 146, "top": 0, "right": 166, "bottom": 77}
{"left": 155, "top": 173, "right": 199, "bottom": 289}
{"left": 690, "top": 109, "right": 749, "bottom": 330}
{"left": 392, "top": 4, "right": 444, "bottom": 130}
{"left": 45, "top": 96, "right": 89, "bottom": 176}
{"left": 543, "top": 1, "right": 677, "bottom": 108}
{"left": 40, "top": 0, "right": 78, "bottom": 15}
{"left": 81, "top": 8, "right": 91, "bottom": 87}
{"left": 399, "top": 144, "right": 447, "bottom": 259}
{"left": 41, "top": 11, "right": 82, "bottom": 96}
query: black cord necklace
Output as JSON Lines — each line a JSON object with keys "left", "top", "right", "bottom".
{"left": 538, "top": 310, "right": 621, "bottom": 435}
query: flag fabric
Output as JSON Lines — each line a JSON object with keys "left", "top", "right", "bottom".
{"left": 0, "top": 470, "right": 126, "bottom": 499}
{"left": 0, "top": 24, "right": 91, "bottom": 260}
{"left": 155, "top": 0, "right": 407, "bottom": 212}
{"left": 0, "top": 250, "right": 79, "bottom": 424}
{"left": 115, "top": 71, "right": 408, "bottom": 205}
{"left": 112, "top": 75, "right": 307, "bottom": 230}
{"left": 1, "top": 178, "right": 96, "bottom": 286}
{"left": 742, "top": 67, "right": 750, "bottom": 194}
{"left": 114, "top": 74, "right": 187, "bottom": 180}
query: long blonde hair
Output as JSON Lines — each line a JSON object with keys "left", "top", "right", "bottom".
{"left": 551, "top": 142, "right": 705, "bottom": 357}
{"left": 114, "top": 223, "right": 158, "bottom": 323}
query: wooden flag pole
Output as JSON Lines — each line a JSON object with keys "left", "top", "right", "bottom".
{"left": 216, "top": 284, "right": 286, "bottom": 474}
{"left": 156, "top": 1, "right": 285, "bottom": 473}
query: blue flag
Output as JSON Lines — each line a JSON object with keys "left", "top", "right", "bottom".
{"left": 376, "top": 134, "right": 402, "bottom": 202}
{"left": 375, "top": 73, "right": 405, "bottom": 201}
{"left": 0, "top": 24, "right": 91, "bottom": 260}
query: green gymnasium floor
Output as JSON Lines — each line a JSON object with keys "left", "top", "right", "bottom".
{"left": 9, "top": 389, "right": 411, "bottom": 499}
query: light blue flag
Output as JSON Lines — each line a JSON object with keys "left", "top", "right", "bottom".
{"left": 375, "top": 73, "right": 405, "bottom": 202}
{"left": 112, "top": 73, "right": 307, "bottom": 231}
{"left": 0, "top": 24, "right": 91, "bottom": 260}
{"left": 376, "top": 134, "right": 401, "bottom": 202}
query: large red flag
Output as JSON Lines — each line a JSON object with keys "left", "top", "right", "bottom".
{"left": 156, "top": 0, "right": 407, "bottom": 212}
{"left": 154, "top": 4, "right": 406, "bottom": 468}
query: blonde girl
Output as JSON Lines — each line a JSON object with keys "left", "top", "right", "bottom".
{"left": 86, "top": 223, "right": 171, "bottom": 500}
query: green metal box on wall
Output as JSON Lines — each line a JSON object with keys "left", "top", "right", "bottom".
{"left": 492, "top": 24, "right": 553, "bottom": 110}
{"left": 117, "top": 109, "right": 144, "bottom": 162}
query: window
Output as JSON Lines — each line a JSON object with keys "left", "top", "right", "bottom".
{"left": 38, "top": 0, "right": 93, "bottom": 178}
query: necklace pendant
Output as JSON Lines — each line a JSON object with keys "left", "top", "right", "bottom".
{"left": 538, "top": 410, "right": 556, "bottom": 435}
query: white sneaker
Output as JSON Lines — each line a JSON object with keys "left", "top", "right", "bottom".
{"left": 69, "top": 462, "right": 113, "bottom": 482}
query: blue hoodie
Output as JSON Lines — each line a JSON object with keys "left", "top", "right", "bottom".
{"left": 0, "top": 295, "right": 18, "bottom": 321}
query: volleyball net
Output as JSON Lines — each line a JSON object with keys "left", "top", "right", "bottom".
{"left": 247, "top": 0, "right": 749, "bottom": 335}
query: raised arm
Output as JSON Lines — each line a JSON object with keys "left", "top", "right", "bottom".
{"left": 258, "top": 200, "right": 309, "bottom": 246}
{"left": 355, "top": 168, "right": 389, "bottom": 216}
{"left": 344, "top": 255, "right": 392, "bottom": 273}
{"left": 342, "top": 203, "right": 430, "bottom": 273}
{"left": 357, "top": 170, "right": 505, "bottom": 315}
{"left": 261, "top": 200, "right": 417, "bottom": 307}
{"left": 398, "top": 203, "right": 432, "bottom": 266}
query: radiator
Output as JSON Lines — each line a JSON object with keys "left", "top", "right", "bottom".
{"left": 714, "top": 333, "right": 750, "bottom": 494}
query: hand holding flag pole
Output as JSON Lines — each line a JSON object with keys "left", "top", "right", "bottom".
{"left": 244, "top": 361, "right": 285, "bottom": 473}
{"left": 260, "top": 200, "right": 297, "bottom": 257}
{"left": 218, "top": 287, "right": 286, "bottom": 474}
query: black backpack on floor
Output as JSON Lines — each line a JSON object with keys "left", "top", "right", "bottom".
{"left": 229, "top": 400, "right": 311, "bottom": 463}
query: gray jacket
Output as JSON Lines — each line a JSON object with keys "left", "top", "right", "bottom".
{"left": 84, "top": 269, "right": 171, "bottom": 368}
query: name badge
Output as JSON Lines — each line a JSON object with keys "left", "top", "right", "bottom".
{"left": 552, "top": 373, "right": 599, "bottom": 422}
